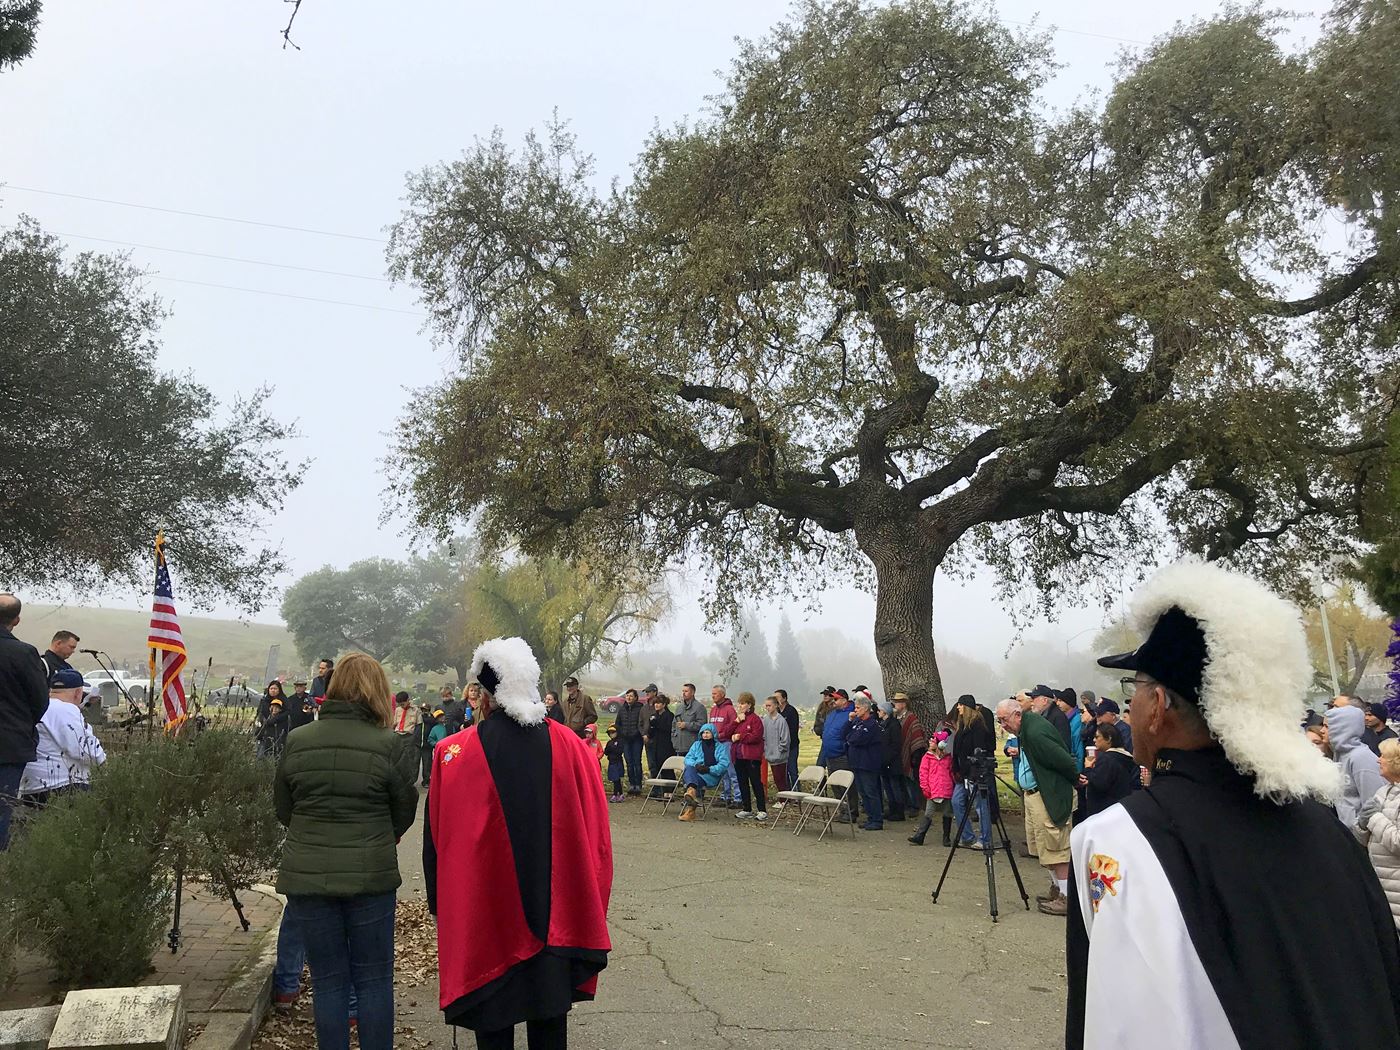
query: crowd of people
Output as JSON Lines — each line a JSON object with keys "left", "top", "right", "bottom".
{"left": 0, "top": 596, "right": 108, "bottom": 849}
{"left": 8, "top": 578, "right": 1400, "bottom": 1050}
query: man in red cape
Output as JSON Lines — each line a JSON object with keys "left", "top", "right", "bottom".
{"left": 425, "top": 637, "right": 613, "bottom": 1050}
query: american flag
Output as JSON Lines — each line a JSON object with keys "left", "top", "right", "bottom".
{"left": 148, "top": 533, "right": 189, "bottom": 723}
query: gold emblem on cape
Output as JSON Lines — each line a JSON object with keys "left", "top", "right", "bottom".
{"left": 442, "top": 743, "right": 462, "bottom": 764}
{"left": 1088, "top": 853, "right": 1122, "bottom": 913}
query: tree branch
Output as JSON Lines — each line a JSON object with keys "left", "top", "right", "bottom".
{"left": 281, "top": 0, "right": 304, "bottom": 51}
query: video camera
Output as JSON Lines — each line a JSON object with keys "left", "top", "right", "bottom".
{"left": 966, "top": 746, "right": 998, "bottom": 786}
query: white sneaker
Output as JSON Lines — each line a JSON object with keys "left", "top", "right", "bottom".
{"left": 771, "top": 801, "right": 785, "bottom": 810}
{"left": 756, "top": 812, "right": 768, "bottom": 821}
{"left": 735, "top": 810, "right": 753, "bottom": 819}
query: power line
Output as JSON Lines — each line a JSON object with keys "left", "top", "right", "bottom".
{"left": 1002, "top": 18, "right": 1150, "bottom": 47}
{"left": 2, "top": 185, "right": 388, "bottom": 244}
{"left": 46, "top": 230, "right": 388, "bottom": 282}
{"left": 146, "top": 275, "right": 424, "bottom": 317}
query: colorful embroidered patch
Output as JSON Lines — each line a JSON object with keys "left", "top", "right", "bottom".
{"left": 442, "top": 743, "right": 462, "bottom": 764}
{"left": 1088, "top": 853, "right": 1122, "bottom": 913}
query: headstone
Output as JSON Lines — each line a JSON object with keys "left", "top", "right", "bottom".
{"left": 48, "top": 986, "right": 184, "bottom": 1050}
{"left": 0, "top": 1004, "right": 62, "bottom": 1050}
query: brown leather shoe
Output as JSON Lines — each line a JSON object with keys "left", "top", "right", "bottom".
{"left": 1035, "top": 883, "right": 1062, "bottom": 905}
{"left": 678, "top": 806, "right": 696, "bottom": 822}
{"left": 1038, "top": 895, "right": 1069, "bottom": 916}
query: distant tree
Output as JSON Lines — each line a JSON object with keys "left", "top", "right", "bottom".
{"left": 279, "top": 559, "right": 420, "bottom": 664}
{"left": 771, "top": 613, "right": 811, "bottom": 701}
{"left": 464, "top": 555, "right": 667, "bottom": 691}
{"left": 0, "top": 220, "right": 301, "bottom": 609}
{"left": 393, "top": 543, "right": 476, "bottom": 685}
{"left": 387, "top": 1, "right": 1397, "bottom": 727}
{"left": 726, "top": 610, "right": 775, "bottom": 693}
{"left": 0, "top": 1, "right": 41, "bottom": 71}
{"left": 1303, "top": 583, "right": 1393, "bottom": 694}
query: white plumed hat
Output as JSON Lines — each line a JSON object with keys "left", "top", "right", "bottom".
{"left": 1101, "top": 560, "right": 1341, "bottom": 803}
{"left": 470, "top": 637, "right": 546, "bottom": 726}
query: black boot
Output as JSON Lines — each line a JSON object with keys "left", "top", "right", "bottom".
{"left": 941, "top": 815, "right": 953, "bottom": 846}
{"left": 907, "top": 816, "right": 931, "bottom": 845}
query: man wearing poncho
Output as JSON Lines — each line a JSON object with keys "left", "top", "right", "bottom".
{"left": 425, "top": 637, "right": 613, "bottom": 1050}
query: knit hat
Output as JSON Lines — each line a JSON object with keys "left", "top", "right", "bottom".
{"left": 1098, "top": 560, "right": 1340, "bottom": 803}
{"left": 470, "top": 637, "right": 546, "bottom": 726}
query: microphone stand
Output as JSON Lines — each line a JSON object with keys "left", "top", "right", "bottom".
{"left": 83, "top": 649, "right": 148, "bottom": 729}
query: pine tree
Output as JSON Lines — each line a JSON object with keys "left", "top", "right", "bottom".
{"left": 772, "top": 614, "right": 811, "bottom": 703}
{"left": 729, "top": 610, "right": 775, "bottom": 696}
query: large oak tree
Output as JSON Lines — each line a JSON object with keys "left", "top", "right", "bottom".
{"left": 1, "top": 220, "right": 301, "bottom": 609}
{"left": 386, "top": 0, "right": 1398, "bottom": 722}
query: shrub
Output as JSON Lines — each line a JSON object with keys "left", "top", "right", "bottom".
{"left": 0, "top": 728, "right": 283, "bottom": 987}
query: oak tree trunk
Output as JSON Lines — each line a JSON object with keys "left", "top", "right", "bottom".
{"left": 867, "top": 536, "right": 947, "bottom": 731}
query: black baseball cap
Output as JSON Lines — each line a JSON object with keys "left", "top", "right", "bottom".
{"left": 821, "top": 685, "right": 836, "bottom": 696}
{"left": 644, "top": 683, "right": 658, "bottom": 693}
{"left": 1097, "top": 606, "right": 1207, "bottom": 706}
{"left": 1026, "top": 684, "right": 1058, "bottom": 700}
{"left": 1096, "top": 699, "right": 1121, "bottom": 715}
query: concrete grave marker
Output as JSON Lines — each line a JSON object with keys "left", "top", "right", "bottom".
{"left": 0, "top": 1004, "right": 62, "bottom": 1050}
{"left": 48, "top": 986, "right": 185, "bottom": 1050}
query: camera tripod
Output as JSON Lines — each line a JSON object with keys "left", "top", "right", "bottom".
{"left": 931, "top": 774, "right": 1030, "bottom": 921}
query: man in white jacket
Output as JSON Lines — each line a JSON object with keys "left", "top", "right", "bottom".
{"left": 20, "top": 668, "right": 106, "bottom": 803}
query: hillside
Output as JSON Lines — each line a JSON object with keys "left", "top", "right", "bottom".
{"left": 12, "top": 604, "right": 300, "bottom": 683}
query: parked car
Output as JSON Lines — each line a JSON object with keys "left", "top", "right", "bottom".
{"left": 207, "top": 684, "right": 262, "bottom": 708}
{"left": 83, "top": 669, "right": 146, "bottom": 706}
{"left": 598, "top": 694, "right": 627, "bottom": 716}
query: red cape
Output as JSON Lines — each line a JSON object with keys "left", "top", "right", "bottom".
{"left": 429, "top": 716, "right": 613, "bottom": 1013}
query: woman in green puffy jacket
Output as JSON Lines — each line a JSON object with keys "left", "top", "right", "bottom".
{"left": 274, "top": 653, "right": 419, "bottom": 1050}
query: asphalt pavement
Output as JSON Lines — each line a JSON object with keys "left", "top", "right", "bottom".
{"left": 395, "top": 789, "right": 1067, "bottom": 1049}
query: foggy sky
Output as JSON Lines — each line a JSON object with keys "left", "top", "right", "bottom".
{"left": 1, "top": 1, "right": 1331, "bottom": 659}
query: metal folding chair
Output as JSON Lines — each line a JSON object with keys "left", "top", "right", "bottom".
{"left": 768, "top": 764, "right": 826, "bottom": 832}
{"left": 792, "top": 769, "right": 856, "bottom": 842}
{"left": 640, "top": 755, "right": 686, "bottom": 814}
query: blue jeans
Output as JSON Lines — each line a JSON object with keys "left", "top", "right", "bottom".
{"left": 274, "top": 910, "right": 359, "bottom": 1013}
{"left": 719, "top": 763, "right": 739, "bottom": 802}
{"left": 952, "top": 780, "right": 991, "bottom": 847}
{"left": 0, "top": 762, "right": 24, "bottom": 851}
{"left": 286, "top": 893, "right": 395, "bottom": 1050}
{"left": 682, "top": 767, "right": 707, "bottom": 794}
{"left": 787, "top": 749, "right": 799, "bottom": 785}
{"left": 854, "top": 769, "right": 884, "bottom": 828}
{"left": 622, "top": 736, "right": 644, "bottom": 791}
{"left": 273, "top": 909, "right": 305, "bottom": 996}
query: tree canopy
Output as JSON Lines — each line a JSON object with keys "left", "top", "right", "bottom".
{"left": 0, "top": 220, "right": 301, "bottom": 609}
{"left": 0, "top": 1, "right": 41, "bottom": 71}
{"left": 1303, "top": 583, "right": 1393, "bottom": 694}
{"left": 280, "top": 545, "right": 665, "bottom": 688}
{"left": 387, "top": 0, "right": 1398, "bottom": 721}
{"left": 463, "top": 555, "right": 667, "bottom": 690}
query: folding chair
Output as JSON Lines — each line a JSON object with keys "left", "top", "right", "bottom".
{"left": 792, "top": 769, "right": 856, "bottom": 842}
{"left": 661, "top": 764, "right": 715, "bottom": 819}
{"left": 641, "top": 756, "right": 686, "bottom": 814}
{"left": 768, "top": 764, "right": 826, "bottom": 832}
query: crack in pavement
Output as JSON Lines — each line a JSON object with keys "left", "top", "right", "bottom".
{"left": 608, "top": 916, "right": 739, "bottom": 1049}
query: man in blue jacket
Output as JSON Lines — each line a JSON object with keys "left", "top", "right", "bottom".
{"left": 844, "top": 696, "right": 885, "bottom": 829}
{"left": 818, "top": 689, "right": 858, "bottom": 822}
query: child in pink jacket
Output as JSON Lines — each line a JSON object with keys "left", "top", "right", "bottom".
{"left": 909, "top": 723, "right": 955, "bottom": 846}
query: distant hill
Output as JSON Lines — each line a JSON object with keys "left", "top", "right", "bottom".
{"left": 12, "top": 604, "right": 299, "bottom": 683}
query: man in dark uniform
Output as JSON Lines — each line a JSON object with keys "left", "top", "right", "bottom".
{"left": 1066, "top": 561, "right": 1400, "bottom": 1049}
{"left": 0, "top": 595, "right": 49, "bottom": 850}
{"left": 41, "top": 630, "right": 79, "bottom": 677}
